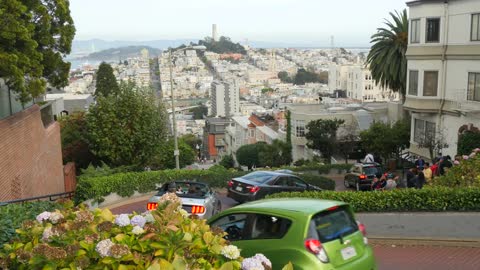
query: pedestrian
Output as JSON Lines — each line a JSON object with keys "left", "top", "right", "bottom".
{"left": 363, "top": 152, "right": 374, "bottom": 163}
{"left": 384, "top": 174, "right": 398, "bottom": 190}
{"left": 416, "top": 168, "right": 426, "bottom": 189}
{"left": 415, "top": 156, "right": 425, "bottom": 169}
{"left": 430, "top": 158, "right": 439, "bottom": 177}
{"left": 439, "top": 156, "right": 453, "bottom": 175}
{"left": 423, "top": 162, "right": 433, "bottom": 184}
{"left": 372, "top": 173, "right": 387, "bottom": 190}
{"left": 406, "top": 167, "right": 417, "bottom": 188}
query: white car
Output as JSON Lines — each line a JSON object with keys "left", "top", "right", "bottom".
{"left": 147, "top": 181, "right": 222, "bottom": 219}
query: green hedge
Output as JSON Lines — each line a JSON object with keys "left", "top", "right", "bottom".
{"left": 266, "top": 187, "right": 480, "bottom": 212}
{"left": 75, "top": 168, "right": 336, "bottom": 203}
{"left": 0, "top": 201, "right": 60, "bottom": 247}
{"left": 282, "top": 163, "right": 353, "bottom": 174}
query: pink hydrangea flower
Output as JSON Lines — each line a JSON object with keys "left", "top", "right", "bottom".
{"left": 454, "top": 160, "right": 460, "bottom": 165}
{"left": 463, "top": 155, "right": 469, "bottom": 160}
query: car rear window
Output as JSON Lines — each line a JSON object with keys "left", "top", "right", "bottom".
{"left": 241, "top": 172, "right": 274, "bottom": 183}
{"left": 309, "top": 206, "right": 359, "bottom": 243}
{"left": 363, "top": 166, "right": 382, "bottom": 175}
{"left": 157, "top": 182, "right": 209, "bottom": 198}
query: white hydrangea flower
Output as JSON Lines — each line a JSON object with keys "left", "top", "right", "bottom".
{"left": 130, "top": 215, "right": 146, "bottom": 228}
{"left": 143, "top": 212, "right": 155, "bottom": 223}
{"left": 49, "top": 212, "right": 64, "bottom": 224}
{"left": 253, "top": 253, "right": 272, "bottom": 268}
{"left": 241, "top": 257, "right": 264, "bottom": 270}
{"left": 36, "top": 211, "right": 51, "bottom": 223}
{"left": 95, "top": 239, "right": 114, "bottom": 258}
{"left": 221, "top": 245, "right": 241, "bottom": 260}
{"left": 114, "top": 214, "right": 131, "bottom": 227}
{"left": 131, "top": 226, "right": 145, "bottom": 235}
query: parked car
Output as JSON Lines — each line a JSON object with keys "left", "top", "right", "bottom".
{"left": 343, "top": 163, "right": 383, "bottom": 191}
{"left": 147, "top": 181, "right": 221, "bottom": 219}
{"left": 208, "top": 198, "right": 377, "bottom": 270}
{"left": 227, "top": 171, "right": 322, "bottom": 203}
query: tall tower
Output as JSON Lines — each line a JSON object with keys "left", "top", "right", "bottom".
{"left": 212, "top": 24, "right": 218, "bottom": 42}
{"left": 330, "top": 35, "right": 335, "bottom": 51}
{"left": 269, "top": 50, "right": 277, "bottom": 77}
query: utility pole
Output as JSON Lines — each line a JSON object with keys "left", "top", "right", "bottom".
{"left": 169, "top": 50, "right": 180, "bottom": 169}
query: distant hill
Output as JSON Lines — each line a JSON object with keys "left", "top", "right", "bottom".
{"left": 72, "top": 39, "right": 197, "bottom": 53}
{"left": 78, "top": 46, "right": 162, "bottom": 61}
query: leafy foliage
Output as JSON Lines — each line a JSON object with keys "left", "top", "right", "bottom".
{"left": 367, "top": 9, "right": 408, "bottom": 97}
{"left": 0, "top": 0, "right": 75, "bottom": 103}
{"left": 219, "top": 155, "right": 235, "bottom": 169}
{"left": 197, "top": 36, "right": 247, "bottom": 54}
{"left": 151, "top": 138, "right": 196, "bottom": 170}
{"left": 457, "top": 132, "right": 480, "bottom": 155}
{"left": 86, "top": 81, "right": 168, "bottom": 167}
{"left": 258, "top": 139, "right": 292, "bottom": 167}
{"left": 360, "top": 120, "right": 410, "bottom": 162}
{"left": 0, "top": 201, "right": 60, "bottom": 248}
{"left": 180, "top": 134, "right": 202, "bottom": 152}
{"left": 293, "top": 68, "right": 322, "bottom": 85}
{"left": 190, "top": 105, "right": 208, "bottom": 119}
{"left": 277, "top": 71, "right": 292, "bottom": 83}
{"left": 58, "top": 112, "right": 97, "bottom": 170}
{"left": 305, "top": 119, "right": 345, "bottom": 163}
{"left": 95, "top": 62, "right": 119, "bottom": 97}
{"left": 294, "top": 174, "right": 335, "bottom": 191}
{"left": 235, "top": 143, "right": 268, "bottom": 169}
{"left": 267, "top": 187, "right": 480, "bottom": 212}
{"left": 0, "top": 199, "right": 252, "bottom": 269}
{"left": 433, "top": 150, "right": 480, "bottom": 188}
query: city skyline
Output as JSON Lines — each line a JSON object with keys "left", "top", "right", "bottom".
{"left": 70, "top": 0, "right": 407, "bottom": 47}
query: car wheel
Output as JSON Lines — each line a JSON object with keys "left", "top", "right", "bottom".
{"left": 344, "top": 179, "right": 350, "bottom": 188}
{"left": 356, "top": 181, "right": 361, "bottom": 191}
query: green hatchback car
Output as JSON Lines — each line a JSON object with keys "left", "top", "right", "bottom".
{"left": 208, "top": 198, "right": 377, "bottom": 270}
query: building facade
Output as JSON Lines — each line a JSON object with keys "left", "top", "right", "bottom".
{"left": 210, "top": 80, "right": 240, "bottom": 117}
{"left": 405, "top": 0, "right": 480, "bottom": 159}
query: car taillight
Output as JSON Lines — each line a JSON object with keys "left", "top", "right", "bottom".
{"left": 147, "top": 202, "right": 158, "bottom": 211}
{"left": 357, "top": 221, "right": 368, "bottom": 245}
{"left": 246, "top": 185, "right": 260, "bottom": 193}
{"left": 228, "top": 180, "right": 234, "bottom": 187}
{"left": 359, "top": 174, "right": 367, "bottom": 180}
{"left": 305, "top": 238, "right": 329, "bottom": 263}
{"left": 191, "top": 205, "right": 205, "bottom": 215}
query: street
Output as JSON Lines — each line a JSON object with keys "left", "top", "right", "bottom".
{"left": 110, "top": 195, "right": 480, "bottom": 270}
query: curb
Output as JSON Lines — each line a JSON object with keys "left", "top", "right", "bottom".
{"left": 369, "top": 236, "right": 480, "bottom": 248}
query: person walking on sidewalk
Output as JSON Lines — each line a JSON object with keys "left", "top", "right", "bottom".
{"left": 423, "top": 163, "right": 433, "bottom": 184}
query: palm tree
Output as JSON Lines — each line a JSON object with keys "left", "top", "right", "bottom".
{"left": 367, "top": 9, "right": 408, "bottom": 101}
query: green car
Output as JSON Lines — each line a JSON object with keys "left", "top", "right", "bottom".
{"left": 208, "top": 198, "right": 377, "bottom": 270}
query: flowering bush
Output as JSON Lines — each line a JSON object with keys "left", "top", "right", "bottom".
{"left": 0, "top": 194, "right": 293, "bottom": 269}
{"left": 433, "top": 148, "right": 480, "bottom": 188}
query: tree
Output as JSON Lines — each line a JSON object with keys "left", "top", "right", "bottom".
{"left": 151, "top": 138, "right": 195, "bottom": 169}
{"left": 219, "top": 154, "right": 235, "bottom": 169}
{"left": 181, "top": 134, "right": 202, "bottom": 153}
{"left": 336, "top": 123, "right": 360, "bottom": 164}
{"left": 278, "top": 71, "right": 292, "bottom": 83}
{"left": 258, "top": 139, "right": 292, "bottom": 167}
{"left": 458, "top": 131, "right": 480, "bottom": 155}
{"left": 95, "top": 62, "right": 119, "bottom": 97}
{"left": 86, "top": 81, "right": 167, "bottom": 167}
{"left": 236, "top": 143, "right": 268, "bottom": 169}
{"left": 0, "top": 0, "right": 75, "bottom": 104}
{"left": 294, "top": 68, "right": 321, "bottom": 85}
{"left": 190, "top": 105, "right": 208, "bottom": 119}
{"left": 285, "top": 110, "right": 293, "bottom": 163}
{"left": 360, "top": 120, "right": 410, "bottom": 163}
{"left": 305, "top": 119, "right": 345, "bottom": 164}
{"left": 367, "top": 9, "right": 408, "bottom": 99}
{"left": 58, "top": 112, "right": 97, "bottom": 170}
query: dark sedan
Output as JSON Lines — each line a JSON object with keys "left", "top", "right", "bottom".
{"left": 227, "top": 171, "right": 321, "bottom": 203}
{"left": 344, "top": 163, "right": 383, "bottom": 191}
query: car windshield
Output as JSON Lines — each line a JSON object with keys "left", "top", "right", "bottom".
{"left": 309, "top": 206, "right": 358, "bottom": 243}
{"left": 240, "top": 172, "right": 274, "bottom": 183}
{"left": 157, "top": 182, "right": 209, "bottom": 198}
{"left": 364, "top": 166, "right": 382, "bottom": 175}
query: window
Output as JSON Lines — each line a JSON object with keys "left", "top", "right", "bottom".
{"left": 210, "top": 214, "right": 247, "bottom": 241}
{"left": 411, "top": 19, "right": 420, "bottom": 43}
{"left": 468, "top": 72, "right": 480, "bottom": 101}
{"left": 295, "top": 120, "right": 305, "bottom": 137}
{"left": 423, "top": 71, "right": 438, "bottom": 96}
{"left": 308, "top": 206, "right": 358, "bottom": 243}
{"left": 408, "top": 70, "right": 419, "bottom": 95}
{"left": 250, "top": 214, "right": 292, "bottom": 240}
{"left": 426, "top": 18, "right": 440, "bottom": 42}
{"left": 414, "top": 119, "right": 436, "bottom": 143}
{"left": 471, "top": 14, "right": 480, "bottom": 41}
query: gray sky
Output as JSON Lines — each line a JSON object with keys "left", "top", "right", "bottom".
{"left": 70, "top": 0, "right": 408, "bottom": 47}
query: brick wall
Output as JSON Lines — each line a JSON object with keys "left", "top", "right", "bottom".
{"left": 0, "top": 105, "right": 65, "bottom": 201}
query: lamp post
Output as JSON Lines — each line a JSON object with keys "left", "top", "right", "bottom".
{"left": 168, "top": 45, "right": 206, "bottom": 169}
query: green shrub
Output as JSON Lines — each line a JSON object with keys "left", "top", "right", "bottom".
{"left": 282, "top": 163, "right": 352, "bottom": 174}
{"left": 0, "top": 197, "right": 280, "bottom": 269}
{"left": 0, "top": 201, "right": 61, "bottom": 248}
{"left": 433, "top": 150, "right": 480, "bottom": 188}
{"left": 295, "top": 174, "right": 335, "bottom": 190}
{"left": 266, "top": 187, "right": 480, "bottom": 212}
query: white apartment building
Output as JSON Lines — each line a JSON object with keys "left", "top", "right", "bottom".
{"left": 405, "top": 0, "right": 480, "bottom": 159}
{"left": 211, "top": 80, "right": 240, "bottom": 117}
{"left": 329, "top": 64, "right": 399, "bottom": 102}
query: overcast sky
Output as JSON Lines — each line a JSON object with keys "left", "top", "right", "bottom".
{"left": 70, "top": 0, "right": 408, "bottom": 47}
